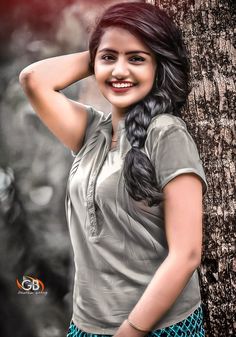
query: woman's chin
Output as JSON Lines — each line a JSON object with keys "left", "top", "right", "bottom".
{"left": 106, "top": 98, "right": 139, "bottom": 110}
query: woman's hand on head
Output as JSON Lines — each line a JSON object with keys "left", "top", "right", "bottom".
{"left": 113, "top": 320, "right": 149, "bottom": 337}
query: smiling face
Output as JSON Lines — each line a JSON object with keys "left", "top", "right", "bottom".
{"left": 94, "top": 26, "right": 157, "bottom": 115}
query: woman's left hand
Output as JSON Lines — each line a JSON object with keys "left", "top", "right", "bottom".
{"left": 113, "top": 320, "right": 149, "bottom": 337}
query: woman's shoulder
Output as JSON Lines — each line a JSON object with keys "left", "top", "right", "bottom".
{"left": 85, "top": 105, "right": 110, "bottom": 121}
{"left": 145, "top": 113, "right": 192, "bottom": 154}
{"left": 149, "top": 113, "right": 187, "bottom": 132}
{"left": 82, "top": 105, "right": 112, "bottom": 132}
{"left": 70, "top": 105, "right": 111, "bottom": 157}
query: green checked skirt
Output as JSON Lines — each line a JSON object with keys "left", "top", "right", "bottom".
{"left": 67, "top": 304, "right": 205, "bottom": 336}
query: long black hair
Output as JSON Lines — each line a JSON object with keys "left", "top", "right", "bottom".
{"left": 88, "top": 2, "right": 191, "bottom": 206}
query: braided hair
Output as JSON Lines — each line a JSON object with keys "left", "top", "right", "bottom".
{"left": 88, "top": 2, "right": 191, "bottom": 207}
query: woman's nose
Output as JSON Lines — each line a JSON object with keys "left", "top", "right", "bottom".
{"left": 112, "top": 58, "right": 130, "bottom": 78}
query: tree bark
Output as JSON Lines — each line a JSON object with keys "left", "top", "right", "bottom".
{"left": 146, "top": 0, "right": 235, "bottom": 336}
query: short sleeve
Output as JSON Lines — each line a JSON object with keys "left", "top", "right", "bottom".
{"left": 71, "top": 105, "right": 106, "bottom": 157}
{"left": 151, "top": 124, "right": 208, "bottom": 196}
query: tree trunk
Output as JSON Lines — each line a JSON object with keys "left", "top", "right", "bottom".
{"left": 146, "top": 0, "right": 235, "bottom": 336}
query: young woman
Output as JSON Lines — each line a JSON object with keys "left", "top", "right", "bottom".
{"left": 19, "top": 2, "right": 208, "bottom": 337}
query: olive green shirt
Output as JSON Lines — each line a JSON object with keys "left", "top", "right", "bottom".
{"left": 65, "top": 105, "right": 208, "bottom": 334}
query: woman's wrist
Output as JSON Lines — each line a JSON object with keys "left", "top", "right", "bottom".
{"left": 113, "top": 319, "right": 149, "bottom": 337}
{"left": 126, "top": 317, "right": 151, "bottom": 334}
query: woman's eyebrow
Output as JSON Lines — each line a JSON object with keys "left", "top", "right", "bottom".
{"left": 98, "top": 48, "right": 151, "bottom": 56}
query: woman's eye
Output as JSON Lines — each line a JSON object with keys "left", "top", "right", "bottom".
{"left": 101, "top": 55, "right": 115, "bottom": 61}
{"left": 130, "top": 56, "right": 145, "bottom": 62}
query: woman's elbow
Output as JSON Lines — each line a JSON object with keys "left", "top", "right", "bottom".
{"left": 169, "top": 249, "right": 202, "bottom": 271}
{"left": 19, "top": 70, "right": 41, "bottom": 97}
{"left": 187, "top": 249, "right": 202, "bottom": 269}
{"left": 19, "top": 69, "right": 37, "bottom": 88}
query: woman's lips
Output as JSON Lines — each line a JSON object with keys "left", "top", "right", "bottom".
{"left": 107, "top": 82, "right": 137, "bottom": 93}
{"left": 110, "top": 86, "right": 134, "bottom": 93}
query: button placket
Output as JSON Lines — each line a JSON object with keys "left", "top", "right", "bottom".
{"left": 86, "top": 120, "right": 126, "bottom": 241}
{"left": 87, "top": 173, "right": 97, "bottom": 238}
{"left": 86, "top": 130, "right": 112, "bottom": 241}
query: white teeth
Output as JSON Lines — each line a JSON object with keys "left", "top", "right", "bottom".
{"left": 111, "top": 83, "right": 134, "bottom": 88}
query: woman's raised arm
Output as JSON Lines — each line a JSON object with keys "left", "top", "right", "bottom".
{"left": 19, "top": 51, "right": 93, "bottom": 154}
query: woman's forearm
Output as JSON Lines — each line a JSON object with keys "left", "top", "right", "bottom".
{"left": 117, "top": 254, "right": 199, "bottom": 335}
{"left": 19, "top": 51, "right": 93, "bottom": 91}
{"left": 114, "top": 254, "right": 199, "bottom": 336}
